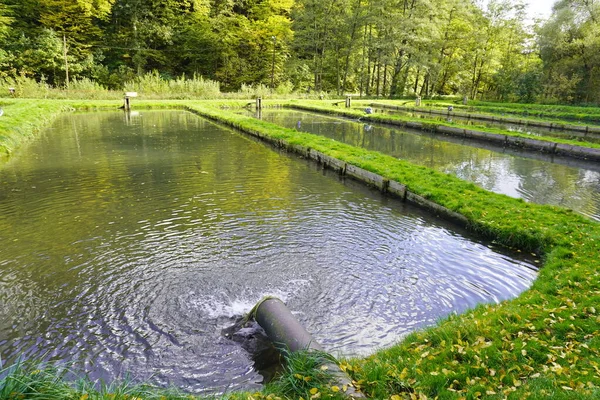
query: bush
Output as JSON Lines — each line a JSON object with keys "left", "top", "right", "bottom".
{"left": 124, "top": 71, "right": 221, "bottom": 99}
{"left": 0, "top": 75, "right": 121, "bottom": 100}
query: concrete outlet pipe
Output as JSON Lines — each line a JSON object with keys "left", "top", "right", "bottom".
{"left": 253, "top": 297, "right": 323, "bottom": 352}
{"left": 252, "top": 297, "right": 364, "bottom": 398}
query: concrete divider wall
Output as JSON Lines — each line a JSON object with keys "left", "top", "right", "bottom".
{"left": 345, "top": 163, "right": 387, "bottom": 190}
{"left": 462, "top": 129, "right": 507, "bottom": 146}
{"left": 555, "top": 143, "right": 600, "bottom": 159}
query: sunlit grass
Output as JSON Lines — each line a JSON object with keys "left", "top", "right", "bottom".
{"left": 425, "top": 99, "right": 600, "bottom": 125}
{"left": 0, "top": 100, "right": 66, "bottom": 155}
{"left": 0, "top": 358, "right": 199, "bottom": 400}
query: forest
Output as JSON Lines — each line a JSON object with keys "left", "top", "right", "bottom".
{"left": 0, "top": 0, "right": 599, "bottom": 104}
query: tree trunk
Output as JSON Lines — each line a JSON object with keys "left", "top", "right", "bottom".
{"left": 63, "top": 33, "right": 69, "bottom": 89}
{"left": 342, "top": 0, "right": 363, "bottom": 93}
{"left": 366, "top": 25, "right": 373, "bottom": 96}
{"left": 383, "top": 62, "right": 388, "bottom": 97}
{"left": 413, "top": 67, "right": 420, "bottom": 94}
{"left": 376, "top": 49, "right": 381, "bottom": 97}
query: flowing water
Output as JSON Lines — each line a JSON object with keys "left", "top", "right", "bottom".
{"left": 0, "top": 111, "right": 537, "bottom": 393}
{"left": 254, "top": 109, "right": 600, "bottom": 222}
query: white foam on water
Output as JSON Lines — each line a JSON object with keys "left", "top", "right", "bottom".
{"left": 189, "top": 280, "right": 311, "bottom": 320}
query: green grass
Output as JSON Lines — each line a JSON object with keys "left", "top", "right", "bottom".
{"left": 262, "top": 350, "right": 349, "bottom": 400}
{"left": 2, "top": 99, "right": 600, "bottom": 399}
{"left": 362, "top": 99, "right": 600, "bottom": 133}
{"left": 0, "top": 99, "right": 252, "bottom": 158}
{"left": 0, "top": 358, "right": 197, "bottom": 400}
{"left": 0, "top": 352, "right": 348, "bottom": 400}
{"left": 0, "top": 100, "right": 67, "bottom": 156}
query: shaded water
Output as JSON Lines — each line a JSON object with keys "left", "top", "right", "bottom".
{"left": 254, "top": 109, "right": 600, "bottom": 222}
{"left": 0, "top": 111, "right": 537, "bottom": 393}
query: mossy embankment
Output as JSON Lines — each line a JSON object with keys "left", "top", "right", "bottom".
{"left": 1, "top": 100, "right": 599, "bottom": 399}
{"left": 0, "top": 99, "right": 250, "bottom": 157}
{"left": 464, "top": 101, "right": 600, "bottom": 125}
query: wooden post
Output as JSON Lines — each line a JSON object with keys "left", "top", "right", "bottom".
{"left": 256, "top": 97, "right": 262, "bottom": 110}
{"left": 123, "top": 92, "right": 138, "bottom": 111}
{"left": 345, "top": 95, "right": 351, "bottom": 108}
{"left": 270, "top": 36, "right": 276, "bottom": 93}
{"left": 415, "top": 96, "right": 421, "bottom": 107}
{"left": 63, "top": 34, "right": 69, "bottom": 90}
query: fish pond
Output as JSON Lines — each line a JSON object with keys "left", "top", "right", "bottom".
{"left": 365, "top": 106, "right": 600, "bottom": 144}
{"left": 253, "top": 109, "right": 600, "bottom": 222}
{"left": 0, "top": 111, "right": 537, "bottom": 393}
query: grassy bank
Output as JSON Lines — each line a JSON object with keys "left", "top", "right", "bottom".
{"left": 0, "top": 358, "right": 199, "bottom": 400}
{"left": 0, "top": 99, "right": 250, "bottom": 157}
{"left": 0, "top": 100, "right": 68, "bottom": 156}
{"left": 2, "top": 100, "right": 599, "bottom": 399}
{"left": 362, "top": 101, "right": 600, "bottom": 136}
{"left": 362, "top": 99, "right": 600, "bottom": 129}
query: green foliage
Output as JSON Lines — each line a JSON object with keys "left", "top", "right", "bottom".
{"left": 0, "top": 0, "right": 598, "bottom": 104}
{"left": 123, "top": 71, "right": 220, "bottom": 99}
{"left": 0, "top": 2, "right": 12, "bottom": 40}
{"left": 1, "top": 75, "right": 120, "bottom": 99}
{"left": 537, "top": 0, "right": 600, "bottom": 103}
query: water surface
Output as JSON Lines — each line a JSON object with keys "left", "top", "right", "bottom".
{"left": 0, "top": 111, "right": 536, "bottom": 393}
